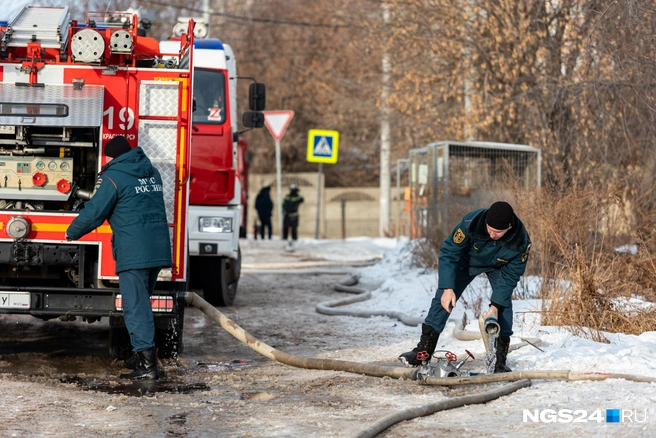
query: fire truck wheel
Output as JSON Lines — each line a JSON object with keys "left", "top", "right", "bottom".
{"left": 108, "top": 316, "right": 132, "bottom": 360}
{"left": 155, "top": 306, "right": 185, "bottom": 359}
{"left": 198, "top": 247, "right": 241, "bottom": 307}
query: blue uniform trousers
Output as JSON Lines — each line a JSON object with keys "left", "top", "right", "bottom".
{"left": 118, "top": 267, "right": 160, "bottom": 352}
{"left": 424, "top": 268, "right": 514, "bottom": 337}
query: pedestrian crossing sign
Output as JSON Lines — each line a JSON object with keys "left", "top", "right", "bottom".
{"left": 307, "top": 129, "right": 339, "bottom": 164}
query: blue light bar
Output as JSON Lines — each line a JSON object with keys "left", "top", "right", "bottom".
{"left": 194, "top": 39, "right": 223, "bottom": 50}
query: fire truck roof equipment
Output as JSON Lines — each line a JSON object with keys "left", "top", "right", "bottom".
{"left": 1, "top": 6, "right": 71, "bottom": 50}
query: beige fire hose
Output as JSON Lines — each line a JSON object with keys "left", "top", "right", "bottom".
{"left": 315, "top": 275, "right": 425, "bottom": 327}
{"left": 183, "top": 292, "right": 656, "bottom": 385}
{"left": 352, "top": 379, "right": 532, "bottom": 438}
{"left": 184, "top": 291, "right": 656, "bottom": 437}
{"left": 452, "top": 317, "right": 543, "bottom": 353}
{"left": 315, "top": 276, "right": 543, "bottom": 354}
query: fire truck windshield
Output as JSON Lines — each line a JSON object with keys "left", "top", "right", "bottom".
{"left": 193, "top": 68, "right": 226, "bottom": 125}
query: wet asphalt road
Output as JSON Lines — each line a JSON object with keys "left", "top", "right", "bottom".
{"left": 0, "top": 268, "right": 353, "bottom": 397}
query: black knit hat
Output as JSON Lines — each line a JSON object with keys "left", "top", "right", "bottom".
{"left": 104, "top": 135, "right": 132, "bottom": 158}
{"left": 486, "top": 201, "right": 514, "bottom": 230}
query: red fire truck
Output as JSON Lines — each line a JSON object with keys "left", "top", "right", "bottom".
{"left": 0, "top": 6, "right": 263, "bottom": 358}
{"left": 161, "top": 17, "right": 263, "bottom": 308}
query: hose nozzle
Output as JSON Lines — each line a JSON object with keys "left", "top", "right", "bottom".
{"left": 484, "top": 317, "right": 500, "bottom": 336}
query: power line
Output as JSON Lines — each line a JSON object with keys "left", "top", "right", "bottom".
{"left": 136, "top": 0, "right": 350, "bottom": 28}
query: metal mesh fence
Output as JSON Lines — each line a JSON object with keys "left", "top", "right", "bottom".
{"left": 408, "top": 141, "right": 541, "bottom": 239}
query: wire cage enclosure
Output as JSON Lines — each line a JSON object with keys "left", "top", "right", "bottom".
{"left": 408, "top": 141, "right": 541, "bottom": 239}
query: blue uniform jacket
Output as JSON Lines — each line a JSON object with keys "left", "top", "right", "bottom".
{"left": 67, "top": 147, "right": 172, "bottom": 273}
{"left": 438, "top": 208, "right": 531, "bottom": 307}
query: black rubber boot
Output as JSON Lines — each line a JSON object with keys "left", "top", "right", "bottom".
{"left": 494, "top": 335, "right": 512, "bottom": 373}
{"left": 398, "top": 323, "right": 440, "bottom": 367}
{"left": 123, "top": 352, "right": 142, "bottom": 370}
{"left": 120, "top": 347, "right": 159, "bottom": 380}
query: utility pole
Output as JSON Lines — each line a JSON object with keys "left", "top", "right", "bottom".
{"left": 463, "top": 0, "right": 476, "bottom": 141}
{"left": 379, "top": 2, "right": 391, "bottom": 237}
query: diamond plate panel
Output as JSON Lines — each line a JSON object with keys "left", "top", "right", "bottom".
{"left": 140, "top": 81, "right": 179, "bottom": 117}
{"left": 138, "top": 120, "right": 178, "bottom": 223}
{"left": 109, "top": 30, "right": 134, "bottom": 54}
{"left": 71, "top": 29, "right": 105, "bottom": 62}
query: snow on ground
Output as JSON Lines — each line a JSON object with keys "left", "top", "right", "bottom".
{"left": 283, "top": 237, "right": 656, "bottom": 434}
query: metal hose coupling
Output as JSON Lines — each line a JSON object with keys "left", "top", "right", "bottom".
{"left": 412, "top": 350, "right": 475, "bottom": 380}
{"left": 485, "top": 317, "right": 500, "bottom": 335}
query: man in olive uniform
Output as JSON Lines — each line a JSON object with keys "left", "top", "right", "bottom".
{"left": 66, "top": 135, "right": 171, "bottom": 380}
{"left": 398, "top": 201, "right": 531, "bottom": 373}
{"left": 282, "top": 184, "right": 304, "bottom": 245}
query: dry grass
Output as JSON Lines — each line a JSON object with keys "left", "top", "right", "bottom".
{"left": 412, "top": 176, "right": 656, "bottom": 340}
{"left": 409, "top": 224, "right": 445, "bottom": 269}
{"left": 514, "top": 181, "right": 656, "bottom": 341}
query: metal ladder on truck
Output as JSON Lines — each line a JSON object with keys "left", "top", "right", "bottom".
{"left": 1, "top": 5, "right": 70, "bottom": 50}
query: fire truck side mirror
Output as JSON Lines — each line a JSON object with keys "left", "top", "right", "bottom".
{"left": 242, "top": 111, "right": 264, "bottom": 128}
{"left": 249, "top": 83, "right": 266, "bottom": 111}
{"left": 192, "top": 97, "right": 197, "bottom": 112}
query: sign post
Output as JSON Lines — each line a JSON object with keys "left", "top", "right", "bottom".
{"left": 263, "top": 111, "right": 294, "bottom": 236}
{"left": 307, "top": 129, "right": 339, "bottom": 239}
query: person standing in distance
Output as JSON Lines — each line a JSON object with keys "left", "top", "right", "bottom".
{"left": 255, "top": 185, "right": 274, "bottom": 239}
{"left": 282, "top": 184, "right": 304, "bottom": 247}
{"left": 66, "top": 135, "right": 171, "bottom": 380}
{"left": 398, "top": 201, "right": 531, "bottom": 373}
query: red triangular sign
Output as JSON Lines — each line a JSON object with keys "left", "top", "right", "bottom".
{"left": 263, "top": 111, "right": 294, "bottom": 141}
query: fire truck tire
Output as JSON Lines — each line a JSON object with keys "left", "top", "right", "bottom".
{"left": 108, "top": 316, "right": 132, "bottom": 360}
{"left": 155, "top": 306, "right": 185, "bottom": 359}
{"left": 199, "top": 247, "right": 241, "bottom": 307}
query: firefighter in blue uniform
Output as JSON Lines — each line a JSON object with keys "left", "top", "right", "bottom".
{"left": 399, "top": 201, "right": 531, "bottom": 373}
{"left": 66, "top": 135, "right": 171, "bottom": 380}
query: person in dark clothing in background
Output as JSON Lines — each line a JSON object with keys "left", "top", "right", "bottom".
{"left": 255, "top": 186, "right": 274, "bottom": 239}
{"left": 398, "top": 201, "right": 531, "bottom": 374}
{"left": 66, "top": 135, "right": 171, "bottom": 381}
{"left": 283, "top": 184, "right": 304, "bottom": 245}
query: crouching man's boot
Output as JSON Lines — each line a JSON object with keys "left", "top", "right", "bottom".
{"left": 494, "top": 335, "right": 512, "bottom": 373}
{"left": 120, "top": 347, "right": 159, "bottom": 380}
{"left": 398, "top": 323, "right": 440, "bottom": 367}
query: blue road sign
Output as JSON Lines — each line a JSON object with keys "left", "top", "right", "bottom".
{"left": 307, "top": 129, "right": 339, "bottom": 164}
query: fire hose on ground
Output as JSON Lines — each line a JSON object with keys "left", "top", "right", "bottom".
{"left": 315, "top": 275, "right": 425, "bottom": 327}
{"left": 317, "top": 276, "right": 543, "bottom": 355}
{"left": 352, "top": 379, "right": 532, "bottom": 438}
{"left": 183, "top": 291, "right": 656, "bottom": 384}
{"left": 182, "top": 291, "right": 656, "bottom": 436}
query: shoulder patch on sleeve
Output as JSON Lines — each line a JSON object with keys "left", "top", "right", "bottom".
{"left": 521, "top": 242, "right": 532, "bottom": 263}
{"left": 91, "top": 177, "right": 103, "bottom": 198}
{"left": 453, "top": 228, "right": 466, "bottom": 244}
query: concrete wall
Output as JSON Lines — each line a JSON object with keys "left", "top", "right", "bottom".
{"left": 249, "top": 172, "right": 409, "bottom": 239}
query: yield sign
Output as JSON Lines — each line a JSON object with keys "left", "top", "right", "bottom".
{"left": 263, "top": 111, "right": 294, "bottom": 141}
